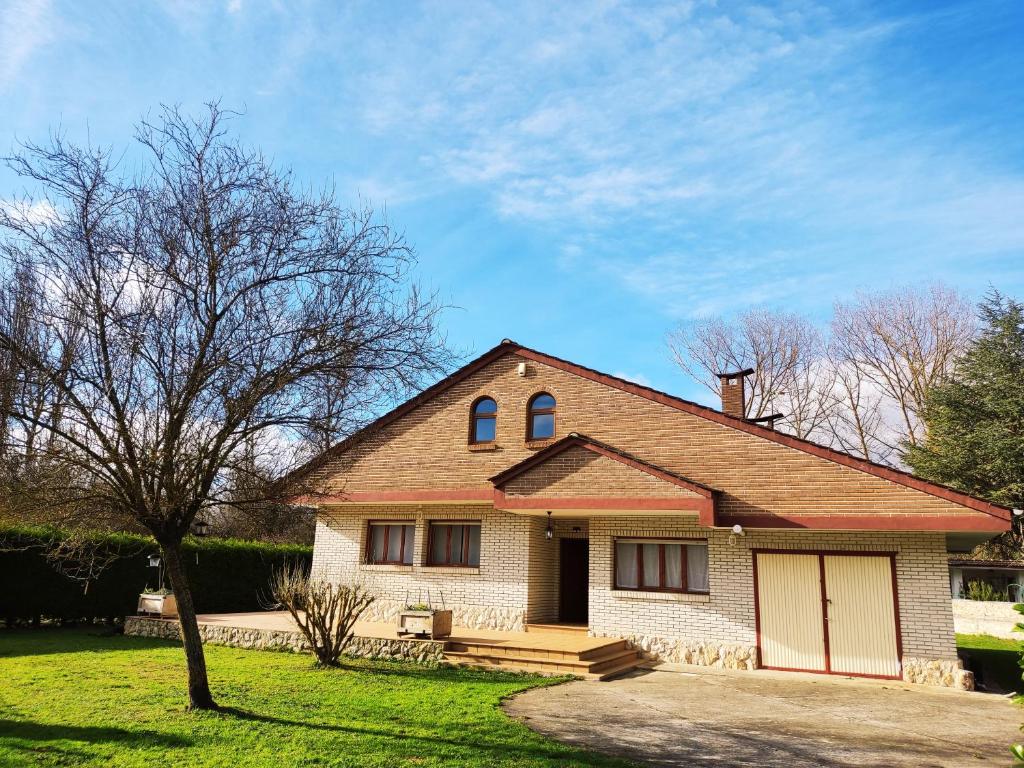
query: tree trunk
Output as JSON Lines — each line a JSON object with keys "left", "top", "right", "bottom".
{"left": 161, "top": 540, "right": 217, "bottom": 710}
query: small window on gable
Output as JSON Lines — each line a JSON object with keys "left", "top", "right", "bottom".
{"left": 471, "top": 397, "right": 497, "bottom": 443}
{"left": 527, "top": 392, "right": 556, "bottom": 440}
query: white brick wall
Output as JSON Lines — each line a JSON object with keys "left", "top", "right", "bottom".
{"left": 312, "top": 506, "right": 957, "bottom": 662}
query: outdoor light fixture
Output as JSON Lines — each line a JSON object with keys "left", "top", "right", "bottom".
{"left": 728, "top": 523, "right": 745, "bottom": 547}
{"left": 545, "top": 511, "right": 553, "bottom": 540}
{"left": 147, "top": 554, "right": 161, "bottom": 568}
{"left": 192, "top": 518, "right": 210, "bottom": 537}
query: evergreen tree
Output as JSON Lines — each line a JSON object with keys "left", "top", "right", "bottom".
{"left": 905, "top": 291, "right": 1024, "bottom": 557}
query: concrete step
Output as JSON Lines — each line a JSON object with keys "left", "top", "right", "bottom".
{"left": 445, "top": 638, "right": 629, "bottom": 663}
{"left": 442, "top": 646, "right": 642, "bottom": 679}
{"left": 526, "top": 623, "right": 589, "bottom": 635}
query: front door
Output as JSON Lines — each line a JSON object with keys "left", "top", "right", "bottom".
{"left": 559, "top": 538, "right": 589, "bottom": 623}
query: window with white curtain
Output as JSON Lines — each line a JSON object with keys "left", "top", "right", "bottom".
{"left": 366, "top": 522, "right": 415, "bottom": 565}
{"left": 614, "top": 539, "right": 709, "bottom": 593}
{"left": 427, "top": 522, "right": 481, "bottom": 567}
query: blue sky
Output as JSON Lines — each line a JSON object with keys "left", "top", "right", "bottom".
{"left": 2, "top": 0, "right": 1022, "bottom": 405}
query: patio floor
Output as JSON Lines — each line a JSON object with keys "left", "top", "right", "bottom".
{"left": 188, "top": 611, "right": 618, "bottom": 655}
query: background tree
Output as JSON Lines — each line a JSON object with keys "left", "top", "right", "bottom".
{"left": 0, "top": 104, "right": 450, "bottom": 709}
{"left": 667, "top": 309, "right": 833, "bottom": 440}
{"left": 668, "top": 284, "right": 977, "bottom": 465}
{"left": 905, "top": 292, "right": 1024, "bottom": 558}
{"left": 831, "top": 284, "right": 975, "bottom": 449}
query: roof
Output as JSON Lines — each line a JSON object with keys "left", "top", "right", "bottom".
{"left": 489, "top": 432, "right": 717, "bottom": 498}
{"left": 949, "top": 558, "right": 1024, "bottom": 569}
{"left": 281, "top": 339, "right": 1012, "bottom": 523}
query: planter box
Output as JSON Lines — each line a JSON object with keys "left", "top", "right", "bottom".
{"left": 397, "top": 609, "right": 452, "bottom": 639}
{"left": 137, "top": 593, "right": 178, "bottom": 618}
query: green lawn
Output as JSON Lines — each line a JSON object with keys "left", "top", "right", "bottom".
{"left": 957, "top": 633, "right": 1023, "bottom": 694}
{"left": 0, "top": 629, "right": 633, "bottom": 768}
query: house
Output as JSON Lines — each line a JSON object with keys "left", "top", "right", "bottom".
{"left": 950, "top": 557, "right": 1024, "bottom": 601}
{"left": 287, "top": 340, "right": 1011, "bottom": 689}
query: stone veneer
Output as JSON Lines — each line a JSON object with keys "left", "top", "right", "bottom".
{"left": 123, "top": 616, "right": 446, "bottom": 663}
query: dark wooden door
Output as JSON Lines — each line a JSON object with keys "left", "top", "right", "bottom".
{"left": 559, "top": 538, "right": 589, "bottom": 624}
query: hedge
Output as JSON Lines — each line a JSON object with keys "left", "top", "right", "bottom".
{"left": 0, "top": 527, "right": 311, "bottom": 624}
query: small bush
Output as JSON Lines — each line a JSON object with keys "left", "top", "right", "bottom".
{"left": 965, "top": 580, "right": 1009, "bottom": 602}
{"left": 0, "top": 526, "right": 311, "bottom": 625}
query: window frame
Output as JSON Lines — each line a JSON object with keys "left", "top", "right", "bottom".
{"left": 365, "top": 521, "right": 416, "bottom": 565}
{"left": 526, "top": 392, "right": 557, "bottom": 441}
{"left": 426, "top": 520, "right": 482, "bottom": 567}
{"left": 469, "top": 396, "right": 498, "bottom": 445}
{"left": 612, "top": 537, "right": 709, "bottom": 595}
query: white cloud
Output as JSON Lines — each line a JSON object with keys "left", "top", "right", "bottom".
{"left": 611, "top": 370, "right": 653, "bottom": 387}
{"left": 0, "top": 0, "right": 57, "bottom": 88}
{"left": 320, "top": 1, "right": 1021, "bottom": 315}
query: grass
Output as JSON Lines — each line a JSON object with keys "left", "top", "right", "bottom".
{"left": 957, "top": 633, "right": 1023, "bottom": 694}
{"left": 0, "top": 629, "right": 633, "bottom": 768}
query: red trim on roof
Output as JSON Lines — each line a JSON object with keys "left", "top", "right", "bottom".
{"left": 722, "top": 512, "right": 1008, "bottom": 533}
{"left": 292, "top": 489, "right": 495, "bottom": 505}
{"left": 492, "top": 488, "right": 713, "bottom": 520}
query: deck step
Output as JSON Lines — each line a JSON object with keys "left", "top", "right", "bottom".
{"left": 445, "top": 638, "right": 629, "bottom": 662}
{"left": 526, "top": 623, "right": 589, "bottom": 635}
{"left": 442, "top": 646, "right": 642, "bottom": 680}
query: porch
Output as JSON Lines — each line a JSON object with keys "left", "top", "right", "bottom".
{"left": 124, "top": 611, "right": 642, "bottom": 680}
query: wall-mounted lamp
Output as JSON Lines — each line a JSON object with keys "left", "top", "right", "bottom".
{"left": 728, "top": 523, "right": 745, "bottom": 547}
{"left": 147, "top": 554, "right": 161, "bottom": 568}
{"left": 192, "top": 519, "right": 210, "bottom": 537}
{"left": 545, "top": 511, "right": 553, "bottom": 540}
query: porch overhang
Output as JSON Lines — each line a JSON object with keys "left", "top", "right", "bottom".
{"left": 489, "top": 433, "right": 719, "bottom": 527}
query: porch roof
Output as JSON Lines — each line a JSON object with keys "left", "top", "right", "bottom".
{"left": 489, "top": 433, "right": 718, "bottom": 525}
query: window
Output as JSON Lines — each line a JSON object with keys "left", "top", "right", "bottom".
{"left": 527, "top": 392, "right": 556, "bottom": 440}
{"left": 427, "top": 522, "right": 481, "bottom": 567}
{"left": 366, "top": 522, "right": 415, "bottom": 565}
{"left": 470, "top": 397, "right": 498, "bottom": 444}
{"left": 614, "top": 539, "right": 709, "bottom": 593}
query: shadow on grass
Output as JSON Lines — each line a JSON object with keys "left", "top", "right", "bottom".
{"left": 217, "top": 706, "right": 624, "bottom": 766}
{"left": 0, "top": 628, "right": 179, "bottom": 658}
{"left": 0, "top": 718, "right": 192, "bottom": 762}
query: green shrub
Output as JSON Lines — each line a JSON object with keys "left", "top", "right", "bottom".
{"left": 0, "top": 526, "right": 311, "bottom": 624}
{"left": 965, "top": 580, "right": 1009, "bottom": 601}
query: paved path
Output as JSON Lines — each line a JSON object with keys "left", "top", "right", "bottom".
{"left": 504, "top": 666, "right": 1021, "bottom": 767}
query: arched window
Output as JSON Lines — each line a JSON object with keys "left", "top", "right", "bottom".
{"left": 470, "top": 397, "right": 498, "bottom": 443}
{"left": 527, "top": 392, "right": 556, "bottom": 440}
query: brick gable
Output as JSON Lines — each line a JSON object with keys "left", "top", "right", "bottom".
{"left": 300, "top": 346, "right": 1007, "bottom": 532}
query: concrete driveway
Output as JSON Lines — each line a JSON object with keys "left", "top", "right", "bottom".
{"left": 503, "top": 665, "right": 1021, "bottom": 767}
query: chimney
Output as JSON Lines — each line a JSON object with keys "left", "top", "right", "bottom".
{"left": 717, "top": 368, "right": 754, "bottom": 418}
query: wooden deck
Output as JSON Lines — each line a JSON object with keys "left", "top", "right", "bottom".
{"left": 187, "top": 611, "right": 640, "bottom": 679}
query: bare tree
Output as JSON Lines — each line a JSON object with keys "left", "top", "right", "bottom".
{"left": 667, "top": 309, "right": 833, "bottom": 440}
{"left": 823, "top": 351, "right": 895, "bottom": 464}
{"left": 0, "top": 103, "right": 450, "bottom": 709}
{"left": 268, "top": 562, "right": 375, "bottom": 667}
{"left": 831, "top": 284, "right": 975, "bottom": 450}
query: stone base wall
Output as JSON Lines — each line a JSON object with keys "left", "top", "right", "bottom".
{"left": 952, "top": 599, "right": 1021, "bottom": 640}
{"left": 360, "top": 598, "right": 525, "bottom": 632}
{"left": 597, "top": 631, "right": 757, "bottom": 670}
{"left": 903, "top": 657, "right": 974, "bottom": 690}
{"left": 123, "top": 616, "right": 445, "bottom": 663}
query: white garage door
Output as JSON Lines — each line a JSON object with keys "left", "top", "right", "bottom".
{"left": 755, "top": 551, "right": 901, "bottom": 678}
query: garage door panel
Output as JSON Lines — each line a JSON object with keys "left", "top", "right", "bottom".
{"left": 824, "top": 555, "right": 900, "bottom": 678}
{"left": 756, "top": 553, "right": 827, "bottom": 672}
